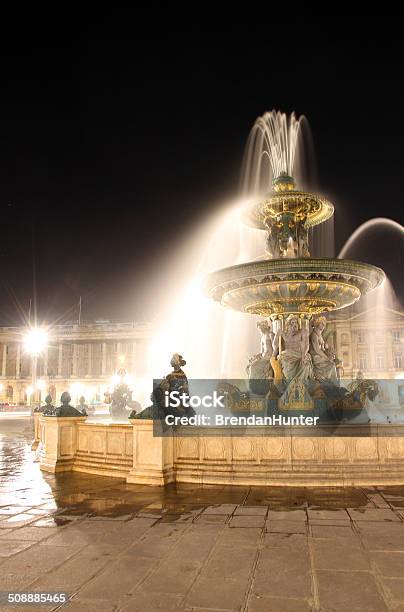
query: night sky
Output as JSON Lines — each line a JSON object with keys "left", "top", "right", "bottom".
{"left": 0, "top": 41, "right": 403, "bottom": 326}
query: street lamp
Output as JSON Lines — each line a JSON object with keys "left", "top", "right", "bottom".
{"left": 23, "top": 327, "right": 48, "bottom": 408}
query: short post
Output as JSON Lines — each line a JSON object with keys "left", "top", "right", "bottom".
{"left": 127, "top": 419, "right": 174, "bottom": 486}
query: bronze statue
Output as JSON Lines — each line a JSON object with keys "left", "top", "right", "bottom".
{"left": 39, "top": 394, "right": 54, "bottom": 414}
{"left": 44, "top": 391, "right": 86, "bottom": 417}
{"left": 77, "top": 395, "right": 89, "bottom": 415}
{"left": 107, "top": 368, "right": 137, "bottom": 420}
{"left": 131, "top": 353, "right": 193, "bottom": 420}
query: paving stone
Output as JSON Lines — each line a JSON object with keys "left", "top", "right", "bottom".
{"left": 166, "top": 529, "right": 219, "bottom": 562}
{"left": 234, "top": 506, "right": 268, "bottom": 516}
{"left": 185, "top": 576, "right": 249, "bottom": 609}
{"left": 253, "top": 538, "right": 311, "bottom": 598}
{"left": 264, "top": 533, "right": 308, "bottom": 550}
{"left": 348, "top": 508, "right": 401, "bottom": 522}
{"left": 247, "top": 595, "right": 312, "bottom": 611}
{"left": 77, "top": 556, "right": 155, "bottom": 600}
{"left": 230, "top": 515, "right": 266, "bottom": 528}
{"left": 202, "top": 504, "right": 238, "bottom": 515}
{"left": 311, "top": 523, "right": 355, "bottom": 539}
{"left": 30, "top": 547, "right": 113, "bottom": 590}
{"left": 0, "top": 540, "right": 33, "bottom": 557}
{"left": 196, "top": 513, "right": 229, "bottom": 524}
{"left": 317, "top": 570, "right": 387, "bottom": 611}
{"left": 0, "top": 513, "right": 39, "bottom": 528}
{"left": 203, "top": 544, "right": 257, "bottom": 580}
{"left": 312, "top": 538, "right": 370, "bottom": 570}
{"left": 218, "top": 526, "right": 262, "bottom": 548}
{"left": 267, "top": 509, "right": 307, "bottom": 521}
{"left": 120, "top": 590, "right": 184, "bottom": 611}
{"left": 360, "top": 531, "right": 404, "bottom": 551}
{"left": 62, "top": 599, "right": 118, "bottom": 611}
{"left": 366, "top": 494, "right": 391, "bottom": 508}
{"left": 370, "top": 551, "right": 404, "bottom": 577}
{"left": 267, "top": 520, "right": 306, "bottom": 534}
{"left": 382, "top": 578, "right": 404, "bottom": 602}
{"left": 307, "top": 508, "right": 350, "bottom": 521}
{"left": 141, "top": 559, "right": 201, "bottom": 595}
{"left": 0, "top": 526, "right": 60, "bottom": 541}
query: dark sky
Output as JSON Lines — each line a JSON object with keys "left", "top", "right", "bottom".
{"left": 0, "top": 40, "right": 403, "bottom": 325}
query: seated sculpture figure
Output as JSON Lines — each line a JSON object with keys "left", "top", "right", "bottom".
{"left": 309, "top": 316, "right": 339, "bottom": 385}
{"left": 247, "top": 320, "right": 275, "bottom": 395}
{"left": 273, "top": 314, "right": 314, "bottom": 408}
{"left": 273, "top": 314, "right": 313, "bottom": 382}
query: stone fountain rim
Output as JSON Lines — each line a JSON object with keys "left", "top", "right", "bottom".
{"left": 205, "top": 257, "right": 385, "bottom": 283}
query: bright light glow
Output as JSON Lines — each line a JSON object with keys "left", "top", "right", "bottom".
{"left": 395, "top": 373, "right": 404, "bottom": 380}
{"left": 26, "top": 386, "right": 34, "bottom": 396}
{"left": 124, "top": 373, "right": 134, "bottom": 385}
{"left": 36, "top": 380, "right": 46, "bottom": 391}
{"left": 0, "top": 383, "right": 3, "bottom": 392}
{"left": 118, "top": 354, "right": 125, "bottom": 364}
{"left": 111, "top": 374, "right": 121, "bottom": 386}
{"left": 23, "top": 327, "right": 48, "bottom": 356}
{"left": 70, "top": 382, "right": 84, "bottom": 393}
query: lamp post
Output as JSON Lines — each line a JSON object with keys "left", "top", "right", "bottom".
{"left": 23, "top": 328, "right": 48, "bottom": 410}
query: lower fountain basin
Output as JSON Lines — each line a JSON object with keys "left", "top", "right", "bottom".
{"left": 204, "top": 258, "right": 385, "bottom": 317}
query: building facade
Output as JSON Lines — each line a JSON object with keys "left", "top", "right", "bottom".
{"left": 0, "top": 321, "right": 152, "bottom": 406}
{"left": 327, "top": 306, "right": 404, "bottom": 379}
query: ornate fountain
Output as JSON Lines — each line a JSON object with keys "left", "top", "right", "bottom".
{"left": 204, "top": 111, "right": 385, "bottom": 410}
{"left": 205, "top": 174, "right": 383, "bottom": 321}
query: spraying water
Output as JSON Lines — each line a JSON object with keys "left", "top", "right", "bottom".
{"left": 148, "top": 110, "right": 315, "bottom": 381}
{"left": 339, "top": 217, "right": 403, "bottom": 259}
{"left": 240, "top": 110, "right": 312, "bottom": 195}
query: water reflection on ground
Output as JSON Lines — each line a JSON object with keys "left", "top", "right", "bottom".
{"left": 2, "top": 415, "right": 404, "bottom": 522}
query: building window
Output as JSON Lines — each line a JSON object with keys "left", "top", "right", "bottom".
{"left": 359, "top": 353, "right": 367, "bottom": 370}
{"left": 357, "top": 331, "right": 366, "bottom": 344}
{"left": 342, "top": 352, "right": 349, "bottom": 366}
{"left": 341, "top": 333, "right": 349, "bottom": 345}
{"left": 394, "top": 353, "right": 403, "bottom": 369}
{"left": 393, "top": 330, "right": 401, "bottom": 343}
{"left": 376, "top": 353, "right": 385, "bottom": 370}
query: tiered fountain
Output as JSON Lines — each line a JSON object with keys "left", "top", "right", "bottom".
{"left": 205, "top": 111, "right": 385, "bottom": 410}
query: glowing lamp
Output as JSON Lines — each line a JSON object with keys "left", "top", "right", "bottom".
{"left": 23, "top": 328, "right": 48, "bottom": 356}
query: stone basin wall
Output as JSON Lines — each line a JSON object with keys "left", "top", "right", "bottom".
{"left": 38, "top": 417, "right": 404, "bottom": 486}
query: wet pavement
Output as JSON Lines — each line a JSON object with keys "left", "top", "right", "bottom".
{"left": 1, "top": 416, "right": 404, "bottom": 610}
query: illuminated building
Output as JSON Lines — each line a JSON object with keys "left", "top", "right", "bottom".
{"left": 0, "top": 320, "right": 151, "bottom": 405}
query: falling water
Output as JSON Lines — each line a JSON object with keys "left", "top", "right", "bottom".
{"left": 240, "top": 110, "right": 313, "bottom": 195}
{"left": 336, "top": 217, "right": 403, "bottom": 415}
{"left": 148, "top": 110, "right": 327, "bottom": 383}
{"left": 338, "top": 217, "right": 403, "bottom": 259}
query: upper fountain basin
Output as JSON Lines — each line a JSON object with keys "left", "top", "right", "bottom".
{"left": 242, "top": 187, "right": 334, "bottom": 230}
{"left": 204, "top": 258, "right": 385, "bottom": 318}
